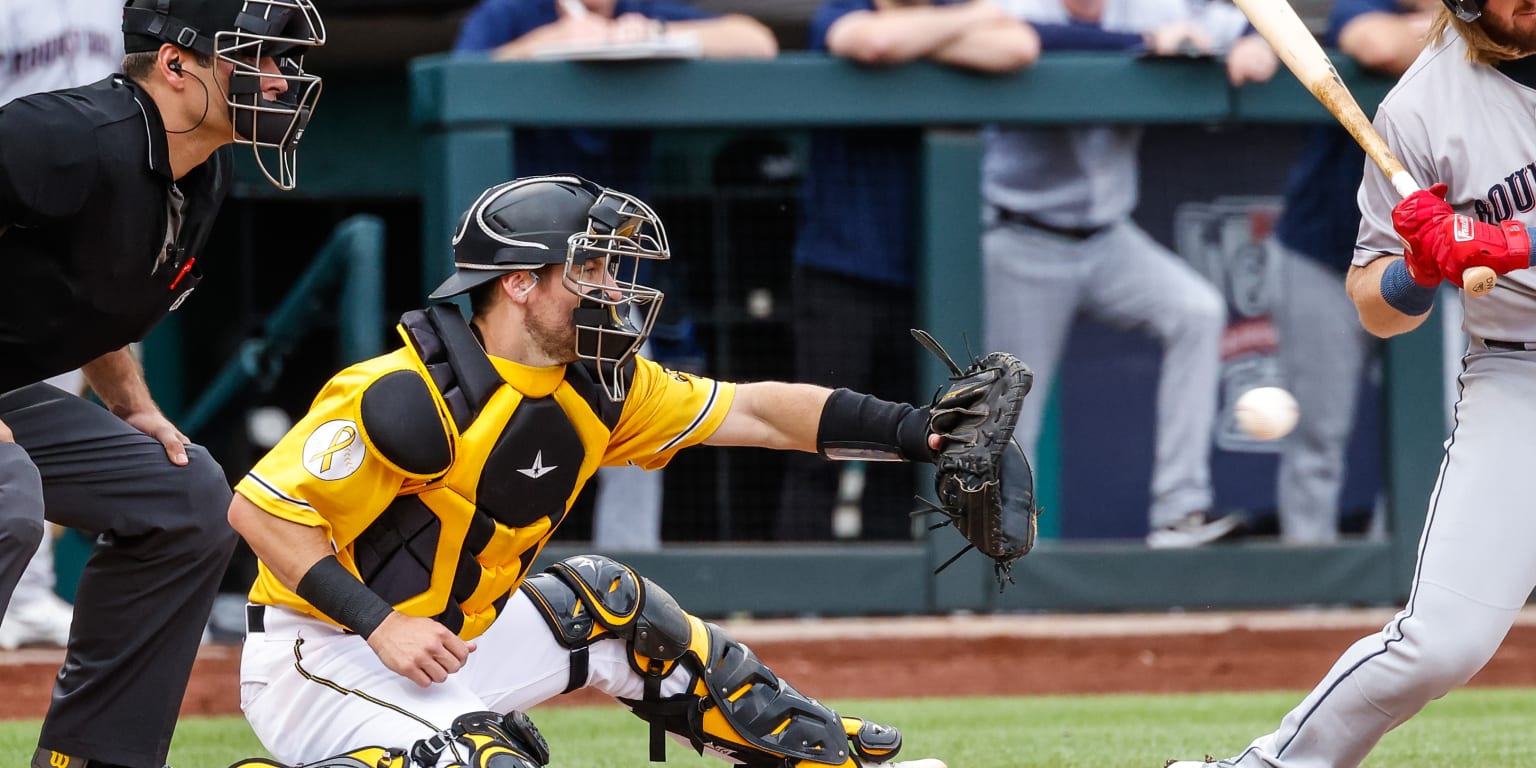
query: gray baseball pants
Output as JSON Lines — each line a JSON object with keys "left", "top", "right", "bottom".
{"left": 1270, "top": 239, "right": 1376, "bottom": 544}
{"left": 1225, "top": 338, "right": 1532, "bottom": 767}
{"left": 0, "top": 382, "right": 236, "bottom": 768}
{"left": 982, "top": 218, "right": 1225, "bottom": 529}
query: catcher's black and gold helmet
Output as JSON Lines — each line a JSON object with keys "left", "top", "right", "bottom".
{"left": 432, "top": 174, "right": 671, "bottom": 400}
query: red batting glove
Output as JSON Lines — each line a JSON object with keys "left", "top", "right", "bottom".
{"left": 1392, "top": 183, "right": 1452, "bottom": 287}
{"left": 1417, "top": 214, "right": 1532, "bottom": 288}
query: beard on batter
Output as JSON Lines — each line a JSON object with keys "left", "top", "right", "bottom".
{"left": 1481, "top": 3, "right": 1536, "bottom": 51}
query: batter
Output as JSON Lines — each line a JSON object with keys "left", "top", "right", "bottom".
{"left": 1170, "top": 1, "right": 1536, "bottom": 765}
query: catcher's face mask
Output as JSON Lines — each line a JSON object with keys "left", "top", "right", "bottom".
{"left": 562, "top": 188, "right": 669, "bottom": 401}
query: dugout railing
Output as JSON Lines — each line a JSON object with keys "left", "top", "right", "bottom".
{"left": 400, "top": 51, "right": 1436, "bottom": 615}
{"left": 177, "top": 214, "right": 388, "bottom": 438}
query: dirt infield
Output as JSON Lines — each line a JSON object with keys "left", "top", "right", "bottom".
{"left": 7, "top": 608, "right": 1536, "bottom": 720}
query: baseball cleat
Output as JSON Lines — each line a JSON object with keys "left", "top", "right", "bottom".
{"left": 1146, "top": 510, "right": 1244, "bottom": 549}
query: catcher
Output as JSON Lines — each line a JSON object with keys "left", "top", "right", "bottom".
{"left": 226, "top": 174, "right": 1036, "bottom": 768}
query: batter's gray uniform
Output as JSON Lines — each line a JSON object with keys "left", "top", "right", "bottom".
{"left": 1202, "top": 28, "right": 1536, "bottom": 768}
{"left": 984, "top": 0, "right": 1244, "bottom": 534}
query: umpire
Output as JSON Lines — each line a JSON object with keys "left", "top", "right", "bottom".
{"left": 0, "top": 1, "right": 324, "bottom": 766}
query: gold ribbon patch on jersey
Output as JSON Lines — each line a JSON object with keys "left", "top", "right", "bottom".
{"left": 302, "top": 419, "right": 367, "bottom": 481}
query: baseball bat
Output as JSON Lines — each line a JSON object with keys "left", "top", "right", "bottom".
{"left": 1231, "top": 0, "right": 1496, "bottom": 297}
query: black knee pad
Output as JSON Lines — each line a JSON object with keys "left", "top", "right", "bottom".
{"left": 521, "top": 554, "right": 693, "bottom": 688}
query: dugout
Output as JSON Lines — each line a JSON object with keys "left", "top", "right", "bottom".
{"left": 101, "top": 32, "right": 1435, "bottom": 616}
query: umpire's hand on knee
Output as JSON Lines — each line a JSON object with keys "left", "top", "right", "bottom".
{"left": 120, "top": 409, "right": 190, "bottom": 465}
{"left": 0, "top": 417, "right": 11, "bottom": 443}
{"left": 367, "top": 612, "right": 476, "bottom": 687}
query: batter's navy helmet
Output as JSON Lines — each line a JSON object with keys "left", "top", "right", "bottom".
{"left": 1441, "top": 0, "right": 1482, "bottom": 22}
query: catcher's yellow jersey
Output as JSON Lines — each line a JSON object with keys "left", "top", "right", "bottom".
{"left": 235, "top": 307, "right": 734, "bottom": 640}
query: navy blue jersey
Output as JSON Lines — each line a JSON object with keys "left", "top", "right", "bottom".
{"left": 793, "top": 0, "right": 919, "bottom": 287}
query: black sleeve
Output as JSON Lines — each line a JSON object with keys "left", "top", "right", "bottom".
{"left": 0, "top": 97, "right": 99, "bottom": 229}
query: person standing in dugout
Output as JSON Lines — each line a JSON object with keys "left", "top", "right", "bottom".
{"left": 227, "top": 175, "right": 986, "bottom": 768}
{"left": 0, "top": 1, "right": 324, "bottom": 765}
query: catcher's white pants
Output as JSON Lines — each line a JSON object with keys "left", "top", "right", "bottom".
{"left": 240, "top": 591, "right": 692, "bottom": 766}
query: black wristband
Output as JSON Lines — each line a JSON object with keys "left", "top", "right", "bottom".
{"left": 295, "top": 555, "right": 395, "bottom": 639}
{"left": 817, "top": 388, "right": 935, "bottom": 463}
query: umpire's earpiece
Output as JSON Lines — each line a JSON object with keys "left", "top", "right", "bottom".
{"left": 168, "top": 58, "right": 183, "bottom": 73}
{"left": 515, "top": 273, "right": 540, "bottom": 299}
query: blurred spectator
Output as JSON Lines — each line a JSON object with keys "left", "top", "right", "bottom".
{"left": 453, "top": 0, "right": 776, "bottom": 550}
{"left": 454, "top": 0, "right": 776, "bottom": 195}
{"left": 1260, "top": 0, "right": 1438, "bottom": 544}
{"left": 0, "top": 0, "right": 123, "bottom": 649}
{"left": 0, "top": 1, "right": 122, "bottom": 104}
{"left": 981, "top": 0, "right": 1256, "bottom": 549}
{"left": 776, "top": 0, "right": 1039, "bottom": 541}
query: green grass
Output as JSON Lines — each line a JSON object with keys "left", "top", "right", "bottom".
{"left": 7, "top": 689, "right": 1536, "bottom": 767}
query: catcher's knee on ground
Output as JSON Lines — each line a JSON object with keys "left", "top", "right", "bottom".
{"left": 229, "top": 710, "right": 548, "bottom": 768}
{"left": 521, "top": 555, "right": 904, "bottom": 767}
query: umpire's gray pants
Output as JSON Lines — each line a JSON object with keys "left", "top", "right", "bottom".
{"left": 0, "top": 382, "right": 236, "bottom": 768}
{"left": 983, "top": 218, "right": 1225, "bottom": 529}
{"left": 1270, "top": 239, "right": 1375, "bottom": 544}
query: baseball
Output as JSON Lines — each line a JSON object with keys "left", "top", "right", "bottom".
{"left": 1234, "top": 386, "right": 1299, "bottom": 441}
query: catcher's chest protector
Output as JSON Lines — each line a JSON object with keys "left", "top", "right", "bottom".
{"left": 345, "top": 307, "right": 625, "bottom": 638}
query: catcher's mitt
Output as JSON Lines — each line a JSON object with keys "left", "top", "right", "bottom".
{"left": 911, "top": 329, "right": 1039, "bottom": 590}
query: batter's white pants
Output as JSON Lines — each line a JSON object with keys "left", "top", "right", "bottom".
{"left": 1225, "top": 338, "right": 1536, "bottom": 767}
{"left": 982, "top": 218, "right": 1226, "bottom": 528}
{"left": 240, "top": 592, "right": 693, "bottom": 766}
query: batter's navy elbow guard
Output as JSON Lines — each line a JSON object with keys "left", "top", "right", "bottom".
{"left": 1381, "top": 259, "right": 1436, "bottom": 316}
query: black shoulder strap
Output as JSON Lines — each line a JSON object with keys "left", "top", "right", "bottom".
{"left": 398, "top": 304, "right": 503, "bottom": 433}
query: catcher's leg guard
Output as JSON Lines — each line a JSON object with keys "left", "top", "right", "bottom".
{"left": 411, "top": 710, "right": 550, "bottom": 768}
{"left": 520, "top": 555, "right": 905, "bottom": 767}
{"left": 227, "top": 746, "right": 409, "bottom": 768}
{"left": 227, "top": 712, "right": 546, "bottom": 768}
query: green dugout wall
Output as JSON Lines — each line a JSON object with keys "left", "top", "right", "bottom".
{"left": 408, "top": 52, "right": 1439, "bottom": 615}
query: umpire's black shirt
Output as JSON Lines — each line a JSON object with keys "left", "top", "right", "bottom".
{"left": 0, "top": 74, "right": 231, "bottom": 392}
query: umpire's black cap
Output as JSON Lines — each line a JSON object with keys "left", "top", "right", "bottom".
{"left": 429, "top": 175, "right": 606, "bottom": 301}
{"left": 123, "top": 0, "right": 258, "bottom": 56}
